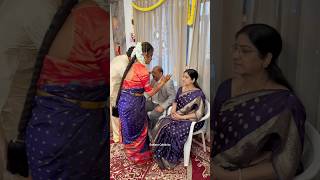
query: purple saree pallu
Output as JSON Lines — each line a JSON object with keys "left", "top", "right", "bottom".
{"left": 118, "top": 88, "right": 153, "bottom": 164}
{"left": 212, "top": 80, "right": 306, "bottom": 179}
{"left": 25, "top": 84, "right": 107, "bottom": 180}
{"left": 151, "top": 87, "right": 206, "bottom": 168}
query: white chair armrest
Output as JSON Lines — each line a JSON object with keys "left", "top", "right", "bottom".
{"left": 167, "top": 106, "right": 172, "bottom": 115}
{"left": 294, "top": 121, "right": 320, "bottom": 180}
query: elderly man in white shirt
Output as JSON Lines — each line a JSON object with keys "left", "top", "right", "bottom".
{"left": 110, "top": 46, "right": 135, "bottom": 143}
{"left": 146, "top": 66, "right": 176, "bottom": 129}
{"left": 0, "top": 0, "right": 60, "bottom": 179}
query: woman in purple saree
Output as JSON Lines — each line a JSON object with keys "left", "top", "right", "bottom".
{"left": 118, "top": 42, "right": 171, "bottom": 165}
{"left": 150, "top": 69, "right": 206, "bottom": 169}
{"left": 212, "top": 24, "right": 306, "bottom": 180}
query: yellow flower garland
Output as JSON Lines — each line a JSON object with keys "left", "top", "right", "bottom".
{"left": 131, "top": 0, "right": 196, "bottom": 26}
{"left": 187, "top": 0, "right": 197, "bottom": 26}
{"left": 131, "top": 0, "right": 166, "bottom": 12}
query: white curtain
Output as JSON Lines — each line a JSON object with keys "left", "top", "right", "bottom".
{"left": 188, "top": 0, "right": 210, "bottom": 100}
{"left": 188, "top": 0, "right": 210, "bottom": 140}
{"left": 133, "top": 0, "right": 188, "bottom": 86}
{"left": 212, "top": 0, "right": 243, "bottom": 91}
{"left": 110, "top": 0, "right": 127, "bottom": 55}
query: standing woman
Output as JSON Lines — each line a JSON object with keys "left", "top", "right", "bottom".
{"left": 118, "top": 42, "right": 171, "bottom": 164}
{"left": 25, "top": 0, "right": 109, "bottom": 179}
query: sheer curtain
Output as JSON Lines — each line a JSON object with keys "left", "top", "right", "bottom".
{"left": 188, "top": 0, "right": 210, "bottom": 140}
{"left": 188, "top": 0, "right": 210, "bottom": 99}
{"left": 212, "top": 0, "right": 243, "bottom": 91}
{"left": 110, "top": 0, "right": 127, "bottom": 56}
{"left": 132, "top": 0, "right": 188, "bottom": 86}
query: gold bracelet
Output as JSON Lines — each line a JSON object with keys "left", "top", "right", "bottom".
{"left": 238, "top": 168, "right": 242, "bottom": 180}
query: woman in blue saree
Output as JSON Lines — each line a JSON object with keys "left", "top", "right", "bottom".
{"left": 212, "top": 24, "right": 306, "bottom": 180}
{"left": 150, "top": 69, "right": 206, "bottom": 169}
{"left": 118, "top": 42, "right": 171, "bottom": 164}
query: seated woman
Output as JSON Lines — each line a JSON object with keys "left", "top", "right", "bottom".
{"left": 150, "top": 69, "right": 206, "bottom": 169}
{"left": 212, "top": 24, "right": 306, "bottom": 180}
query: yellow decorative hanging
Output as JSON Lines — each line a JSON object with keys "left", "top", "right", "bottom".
{"left": 131, "top": 0, "right": 166, "bottom": 12}
{"left": 187, "top": 0, "right": 197, "bottom": 26}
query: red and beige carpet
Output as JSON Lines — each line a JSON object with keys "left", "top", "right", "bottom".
{"left": 110, "top": 137, "right": 210, "bottom": 179}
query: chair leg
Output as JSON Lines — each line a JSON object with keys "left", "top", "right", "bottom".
{"left": 184, "top": 136, "right": 193, "bottom": 166}
{"left": 201, "top": 133, "right": 206, "bottom": 152}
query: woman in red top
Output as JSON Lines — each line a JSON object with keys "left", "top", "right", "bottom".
{"left": 118, "top": 42, "right": 170, "bottom": 164}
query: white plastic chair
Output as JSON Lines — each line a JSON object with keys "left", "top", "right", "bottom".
{"left": 166, "top": 99, "right": 210, "bottom": 166}
{"left": 294, "top": 121, "right": 320, "bottom": 180}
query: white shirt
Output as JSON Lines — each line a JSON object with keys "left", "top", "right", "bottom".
{"left": 0, "top": 1, "right": 59, "bottom": 179}
{"left": 0, "top": 0, "right": 59, "bottom": 109}
{"left": 150, "top": 76, "right": 163, "bottom": 104}
{"left": 110, "top": 54, "right": 129, "bottom": 104}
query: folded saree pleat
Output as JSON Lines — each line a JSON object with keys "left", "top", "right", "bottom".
{"left": 118, "top": 88, "right": 152, "bottom": 164}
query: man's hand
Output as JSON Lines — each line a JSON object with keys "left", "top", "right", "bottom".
{"left": 155, "top": 105, "right": 164, "bottom": 113}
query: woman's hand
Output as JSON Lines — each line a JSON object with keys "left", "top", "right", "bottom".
{"left": 161, "top": 74, "right": 171, "bottom": 84}
{"left": 149, "top": 75, "right": 172, "bottom": 97}
{"left": 154, "top": 105, "right": 164, "bottom": 113}
{"left": 171, "top": 112, "right": 184, "bottom": 120}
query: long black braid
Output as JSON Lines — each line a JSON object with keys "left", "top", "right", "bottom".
{"left": 17, "top": 0, "right": 79, "bottom": 140}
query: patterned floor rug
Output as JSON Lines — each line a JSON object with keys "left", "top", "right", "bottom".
{"left": 110, "top": 137, "right": 210, "bottom": 180}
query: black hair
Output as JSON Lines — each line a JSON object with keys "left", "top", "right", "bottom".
{"left": 126, "top": 46, "right": 135, "bottom": 58}
{"left": 236, "top": 23, "right": 293, "bottom": 91}
{"left": 184, "top": 69, "right": 201, "bottom": 89}
{"left": 141, "top": 42, "right": 154, "bottom": 54}
{"left": 158, "top": 67, "right": 163, "bottom": 74}
{"left": 154, "top": 66, "right": 163, "bottom": 74}
{"left": 130, "top": 41, "right": 154, "bottom": 62}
